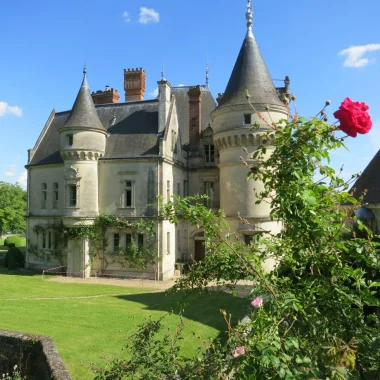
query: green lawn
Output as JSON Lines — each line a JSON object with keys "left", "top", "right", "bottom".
{"left": 0, "top": 269, "right": 248, "bottom": 379}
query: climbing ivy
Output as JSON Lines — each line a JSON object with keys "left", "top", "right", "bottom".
{"left": 30, "top": 215, "right": 157, "bottom": 272}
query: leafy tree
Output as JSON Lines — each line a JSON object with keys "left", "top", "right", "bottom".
{"left": 0, "top": 182, "right": 26, "bottom": 234}
{"left": 93, "top": 101, "right": 380, "bottom": 379}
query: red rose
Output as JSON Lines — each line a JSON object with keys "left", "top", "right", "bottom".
{"left": 333, "top": 97, "right": 372, "bottom": 137}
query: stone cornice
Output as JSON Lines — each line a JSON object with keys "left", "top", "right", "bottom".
{"left": 60, "top": 149, "right": 104, "bottom": 161}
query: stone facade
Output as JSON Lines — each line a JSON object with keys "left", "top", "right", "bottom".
{"left": 26, "top": 4, "right": 289, "bottom": 280}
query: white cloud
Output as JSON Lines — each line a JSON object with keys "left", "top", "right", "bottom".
{"left": 4, "top": 165, "right": 16, "bottom": 177}
{"left": 369, "top": 119, "right": 380, "bottom": 152}
{"left": 178, "top": 84, "right": 185, "bottom": 87}
{"left": 338, "top": 44, "right": 380, "bottom": 68}
{"left": 139, "top": 7, "right": 160, "bottom": 24}
{"left": 0, "top": 101, "right": 23, "bottom": 117}
{"left": 149, "top": 87, "right": 159, "bottom": 97}
{"left": 122, "top": 11, "right": 131, "bottom": 23}
{"left": 17, "top": 170, "right": 27, "bottom": 189}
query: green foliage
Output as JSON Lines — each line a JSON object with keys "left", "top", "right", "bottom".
{"left": 0, "top": 182, "right": 26, "bottom": 234}
{"left": 30, "top": 215, "right": 157, "bottom": 271}
{"left": 5, "top": 247, "right": 24, "bottom": 270}
{"left": 4, "top": 236, "right": 22, "bottom": 247}
{"left": 94, "top": 106, "right": 380, "bottom": 379}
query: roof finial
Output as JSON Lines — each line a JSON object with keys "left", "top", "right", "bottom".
{"left": 206, "top": 54, "right": 209, "bottom": 89}
{"left": 83, "top": 64, "right": 87, "bottom": 76}
{"left": 161, "top": 57, "right": 166, "bottom": 81}
{"left": 246, "top": 0, "right": 253, "bottom": 38}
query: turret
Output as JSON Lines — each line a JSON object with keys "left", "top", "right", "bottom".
{"left": 211, "top": 1, "right": 288, "bottom": 238}
{"left": 58, "top": 67, "right": 107, "bottom": 217}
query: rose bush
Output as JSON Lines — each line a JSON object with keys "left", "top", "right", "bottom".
{"left": 93, "top": 100, "right": 380, "bottom": 379}
{"left": 333, "top": 97, "right": 372, "bottom": 137}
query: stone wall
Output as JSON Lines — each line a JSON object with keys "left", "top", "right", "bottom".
{"left": 0, "top": 330, "right": 71, "bottom": 380}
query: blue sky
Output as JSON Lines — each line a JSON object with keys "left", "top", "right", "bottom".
{"left": 1, "top": 0, "right": 379, "bottom": 189}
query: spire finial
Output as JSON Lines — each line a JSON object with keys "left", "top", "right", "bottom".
{"left": 246, "top": 0, "right": 253, "bottom": 38}
{"left": 206, "top": 54, "right": 209, "bottom": 89}
{"left": 83, "top": 64, "right": 87, "bottom": 77}
{"left": 161, "top": 57, "right": 166, "bottom": 81}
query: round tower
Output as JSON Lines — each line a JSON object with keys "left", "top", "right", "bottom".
{"left": 211, "top": 1, "right": 289, "bottom": 238}
{"left": 58, "top": 68, "right": 107, "bottom": 218}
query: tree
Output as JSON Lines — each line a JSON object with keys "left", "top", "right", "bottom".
{"left": 0, "top": 182, "right": 27, "bottom": 234}
{"left": 93, "top": 100, "right": 380, "bottom": 379}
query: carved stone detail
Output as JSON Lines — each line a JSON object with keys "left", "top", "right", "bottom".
{"left": 214, "top": 133, "right": 273, "bottom": 151}
{"left": 60, "top": 150, "right": 103, "bottom": 161}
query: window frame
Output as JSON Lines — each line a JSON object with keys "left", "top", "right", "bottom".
{"left": 41, "top": 183, "right": 47, "bottom": 209}
{"left": 124, "top": 180, "right": 134, "bottom": 208}
{"left": 204, "top": 144, "right": 215, "bottom": 163}
{"left": 244, "top": 114, "right": 252, "bottom": 125}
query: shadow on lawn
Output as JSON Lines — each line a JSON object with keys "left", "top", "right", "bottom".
{"left": 115, "top": 289, "right": 250, "bottom": 338}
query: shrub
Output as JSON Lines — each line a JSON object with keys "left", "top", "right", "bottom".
{"left": 5, "top": 247, "right": 25, "bottom": 270}
{"left": 4, "top": 236, "right": 22, "bottom": 247}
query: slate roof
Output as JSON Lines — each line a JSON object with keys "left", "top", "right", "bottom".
{"left": 218, "top": 35, "right": 286, "bottom": 109}
{"left": 29, "top": 100, "right": 160, "bottom": 166}
{"left": 29, "top": 85, "right": 216, "bottom": 166}
{"left": 62, "top": 74, "right": 106, "bottom": 132}
{"left": 351, "top": 150, "right": 380, "bottom": 204}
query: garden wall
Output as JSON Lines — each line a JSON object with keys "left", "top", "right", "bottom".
{"left": 0, "top": 330, "right": 71, "bottom": 380}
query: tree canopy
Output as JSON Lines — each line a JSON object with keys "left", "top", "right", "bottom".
{"left": 0, "top": 182, "right": 27, "bottom": 234}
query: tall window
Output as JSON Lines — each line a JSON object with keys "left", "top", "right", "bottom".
{"left": 114, "top": 233, "right": 120, "bottom": 251}
{"left": 41, "top": 183, "right": 47, "bottom": 209}
{"left": 67, "top": 134, "right": 73, "bottom": 146}
{"left": 53, "top": 183, "right": 59, "bottom": 209}
{"left": 172, "top": 130, "right": 177, "bottom": 153}
{"left": 137, "top": 234, "right": 144, "bottom": 248}
{"left": 68, "top": 185, "right": 77, "bottom": 207}
{"left": 126, "top": 234, "right": 132, "bottom": 247}
{"left": 177, "top": 183, "right": 180, "bottom": 196}
{"left": 48, "top": 231, "right": 52, "bottom": 249}
{"left": 183, "top": 180, "right": 188, "bottom": 197}
{"left": 124, "top": 181, "right": 133, "bottom": 207}
{"left": 244, "top": 114, "right": 251, "bottom": 125}
{"left": 42, "top": 232, "right": 46, "bottom": 249}
{"left": 205, "top": 144, "right": 215, "bottom": 163}
{"left": 204, "top": 181, "right": 215, "bottom": 207}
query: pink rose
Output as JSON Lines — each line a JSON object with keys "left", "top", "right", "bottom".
{"left": 251, "top": 297, "right": 264, "bottom": 308}
{"left": 333, "top": 97, "right": 372, "bottom": 137}
{"left": 233, "top": 346, "right": 245, "bottom": 358}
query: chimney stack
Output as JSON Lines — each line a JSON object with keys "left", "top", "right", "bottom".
{"left": 91, "top": 86, "right": 120, "bottom": 105}
{"left": 188, "top": 86, "right": 202, "bottom": 152}
{"left": 124, "top": 68, "right": 146, "bottom": 102}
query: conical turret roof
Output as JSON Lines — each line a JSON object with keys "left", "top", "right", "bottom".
{"left": 62, "top": 69, "right": 106, "bottom": 132}
{"left": 219, "top": 2, "right": 285, "bottom": 109}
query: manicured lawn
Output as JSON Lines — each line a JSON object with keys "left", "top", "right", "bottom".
{"left": 0, "top": 269, "right": 248, "bottom": 379}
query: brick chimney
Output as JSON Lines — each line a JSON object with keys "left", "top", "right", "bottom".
{"left": 124, "top": 68, "right": 146, "bottom": 102}
{"left": 91, "top": 85, "right": 120, "bottom": 105}
{"left": 188, "top": 86, "right": 202, "bottom": 152}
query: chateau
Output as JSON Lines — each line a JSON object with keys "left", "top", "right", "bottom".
{"left": 25, "top": 1, "right": 289, "bottom": 280}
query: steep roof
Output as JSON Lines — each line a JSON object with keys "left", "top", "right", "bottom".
{"left": 61, "top": 73, "right": 106, "bottom": 132}
{"left": 219, "top": 35, "right": 285, "bottom": 108}
{"left": 351, "top": 150, "right": 380, "bottom": 204}
{"left": 29, "top": 100, "right": 159, "bottom": 166}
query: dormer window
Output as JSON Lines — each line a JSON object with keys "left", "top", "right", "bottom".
{"left": 67, "top": 134, "right": 73, "bottom": 146}
{"left": 244, "top": 114, "right": 251, "bottom": 125}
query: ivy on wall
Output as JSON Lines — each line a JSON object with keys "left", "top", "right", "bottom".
{"left": 30, "top": 215, "right": 157, "bottom": 272}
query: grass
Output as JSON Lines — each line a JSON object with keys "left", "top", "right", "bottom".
{"left": 0, "top": 269, "right": 248, "bottom": 379}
